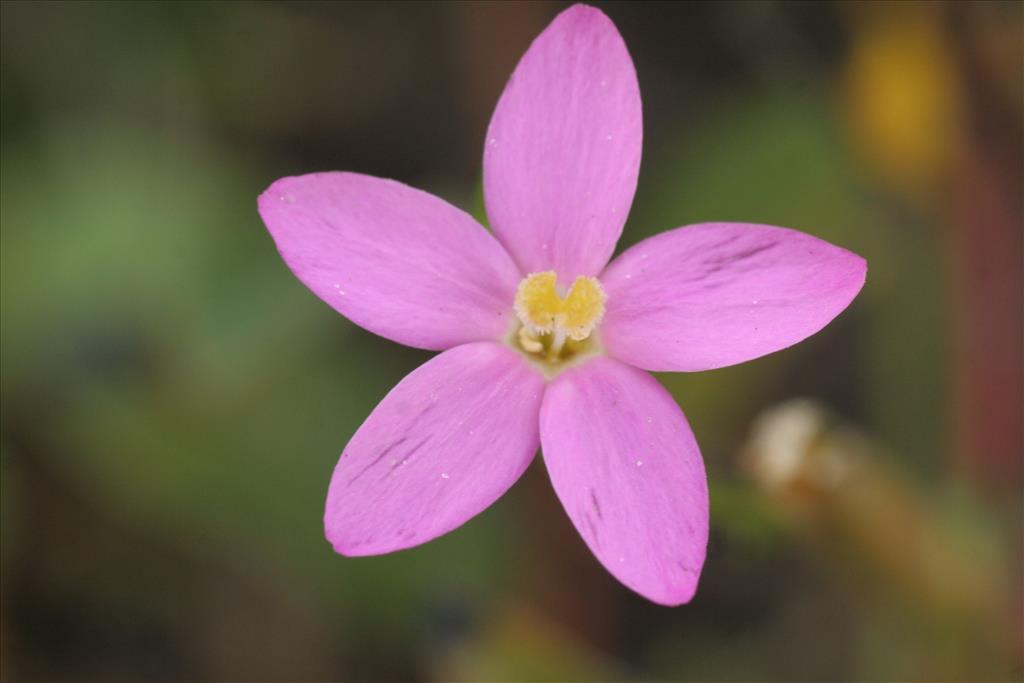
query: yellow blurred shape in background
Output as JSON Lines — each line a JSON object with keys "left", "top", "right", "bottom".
{"left": 437, "top": 603, "right": 620, "bottom": 682}
{"left": 843, "top": 5, "right": 963, "bottom": 200}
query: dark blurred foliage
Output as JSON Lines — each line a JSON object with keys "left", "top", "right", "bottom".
{"left": 1, "top": 1, "right": 1021, "bottom": 681}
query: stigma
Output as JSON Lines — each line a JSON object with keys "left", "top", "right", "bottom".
{"left": 513, "top": 271, "right": 606, "bottom": 362}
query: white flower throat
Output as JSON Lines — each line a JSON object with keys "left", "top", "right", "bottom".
{"left": 511, "top": 271, "right": 606, "bottom": 366}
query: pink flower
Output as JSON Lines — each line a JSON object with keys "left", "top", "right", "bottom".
{"left": 258, "top": 4, "right": 865, "bottom": 605}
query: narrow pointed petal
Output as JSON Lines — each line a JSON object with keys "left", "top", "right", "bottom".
{"left": 601, "top": 223, "right": 867, "bottom": 372}
{"left": 540, "top": 357, "right": 708, "bottom": 605}
{"left": 325, "top": 342, "right": 544, "bottom": 556}
{"left": 483, "top": 4, "right": 642, "bottom": 280}
{"left": 259, "top": 172, "right": 522, "bottom": 351}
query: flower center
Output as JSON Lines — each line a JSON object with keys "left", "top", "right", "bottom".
{"left": 512, "top": 271, "right": 606, "bottom": 365}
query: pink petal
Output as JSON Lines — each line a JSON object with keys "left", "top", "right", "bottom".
{"left": 600, "top": 223, "right": 867, "bottom": 372}
{"left": 483, "top": 4, "right": 642, "bottom": 281}
{"left": 259, "top": 172, "right": 522, "bottom": 351}
{"left": 325, "top": 342, "right": 544, "bottom": 556}
{"left": 540, "top": 357, "right": 708, "bottom": 605}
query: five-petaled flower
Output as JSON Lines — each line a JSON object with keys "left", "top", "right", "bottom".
{"left": 258, "top": 4, "right": 866, "bottom": 605}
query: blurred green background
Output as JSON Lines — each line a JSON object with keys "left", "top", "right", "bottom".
{"left": 2, "top": 1, "right": 1021, "bottom": 681}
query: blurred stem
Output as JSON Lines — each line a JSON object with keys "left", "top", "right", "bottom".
{"left": 743, "top": 400, "right": 1016, "bottom": 667}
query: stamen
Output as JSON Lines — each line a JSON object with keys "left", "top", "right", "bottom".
{"left": 518, "top": 326, "right": 544, "bottom": 354}
{"left": 513, "top": 271, "right": 607, "bottom": 346}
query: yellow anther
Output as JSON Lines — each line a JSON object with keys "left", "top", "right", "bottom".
{"left": 517, "top": 326, "right": 544, "bottom": 353}
{"left": 513, "top": 271, "right": 607, "bottom": 343}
